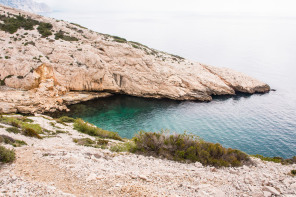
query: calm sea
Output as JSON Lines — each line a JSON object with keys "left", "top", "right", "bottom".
{"left": 46, "top": 11, "right": 296, "bottom": 158}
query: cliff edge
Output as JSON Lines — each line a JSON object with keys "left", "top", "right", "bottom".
{"left": 0, "top": 5, "right": 270, "bottom": 113}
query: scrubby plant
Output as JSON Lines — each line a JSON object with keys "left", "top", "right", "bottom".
{"left": 96, "top": 139, "right": 109, "bottom": 145}
{"left": 0, "top": 135, "right": 27, "bottom": 147}
{"left": 73, "top": 119, "right": 122, "bottom": 141}
{"left": 0, "top": 14, "right": 38, "bottom": 34}
{"left": 132, "top": 131, "right": 251, "bottom": 167}
{"left": 37, "top": 22, "right": 53, "bottom": 37}
{"left": 23, "top": 127, "right": 42, "bottom": 139}
{"left": 110, "top": 141, "right": 136, "bottom": 152}
{"left": 112, "top": 36, "right": 127, "bottom": 43}
{"left": 0, "top": 145, "right": 15, "bottom": 163}
{"left": 24, "top": 41, "right": 35, "bottom": 46}
{"left": 0, "top": 116, "right": 43, "bottom": 139}
{"left": 21, "top": 122, "right": 42, "bottom": 134}
{"left": 291, "top": 170, "right": 296, "bottom": 176}
{"left": 6, "top": 127, "right": 20, "bottom": 134}
{"left": 0, "top": 135, "right": 15, "bottom": 144}
{"left": 12, "top": 140, "right": 27, "bottom": 147}
{"left": 73, "top": 138, "right": 95, "bottom": 146}
{"left": 55, "top": 30, "right": 78, "bottom": 41}
{"left": 252, "top": 155, "right": 296, "bottom": 165}
{"left": 57, "top": 116, "right": 75, "bottom": 123}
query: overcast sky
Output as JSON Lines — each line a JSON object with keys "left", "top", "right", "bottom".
{"left": 36, "top": 0, "right": 296, "bottom": 17}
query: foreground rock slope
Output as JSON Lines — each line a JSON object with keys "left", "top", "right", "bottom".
{"left": 0, "top": 115, "right": 295, "bottom": 197}
{"left": 0, "top": 5, "right": 270, "bottom": 113}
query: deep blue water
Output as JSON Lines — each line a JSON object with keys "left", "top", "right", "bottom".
{"left": 46, "top": 12, "right": 296, "bottom": 158}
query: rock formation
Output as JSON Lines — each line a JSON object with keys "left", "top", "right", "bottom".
{"left": 0, "top": 5, "right": 270, "bottom": 113}
{"left": 0, "top": 0, "right": 50, "bottom": 13}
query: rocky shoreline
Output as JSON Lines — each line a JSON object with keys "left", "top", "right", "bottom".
{"left": 0, "top": 115, "right": 295, "bottom": 197}
{"left": 0, "top": 4, "right": 270, "bottom": 114}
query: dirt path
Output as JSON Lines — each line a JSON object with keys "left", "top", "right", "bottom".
{"left": 13, "top": 148, "right": 102, "bottom": 196}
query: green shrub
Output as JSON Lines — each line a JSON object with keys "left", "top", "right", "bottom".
{"left": 37, "top": 22, "right": 53, "bottom": 37}
{"left": 6, "top": 127, "right": 20, "bottom": 134}
{"left": 252, "top": 155, "right": 296, "bottom": 165}
{"left": 97, "top": 139, "right": 109, "bottom": 145}
{"left": 291, "top": 170, "right": 296, "bottom": 176}
{"left": 0, "top": 116, "right": 22, "bottom": 127}
{"left": 0, "top": 14, "right": 38, "bottom": 34}
{"left": 23, "top": 127, "right": 42, "bottom": 139}
{"left": 0, "top": 135, "right": 26, "bottom": 147}
{"left": 0, "top": 145, "right": 15, "bottom": 163}
{"left": 0, "top": 135, "right": 15, "bottom": 144}
{"left": 112, "top": 36, "right": 127, "bottom": 43}
{"left": 110, "top": 141, "right": 136, "bottom": 152}
{"left": 21, "top": 123, "right": 42, "bottom": 134}
{"left": 57, "top": 116, "right": 75, "bottom": 123}
{"left": 55, "top": 30, "right": 78, "bottom": 41}
{"left": 73, "top": 119, "right": 122, "bottom": 141}
{"left": 0, "top": 116, "right": 43, "bottom": 139}
{"left": 73, "top": 138, "right": 95, "bottom": 146}
{"left": 132, "top": 131, "right": 251, "bottom": 167}
{"left": 12, "top": 140, "right": 27, "bottom": 147}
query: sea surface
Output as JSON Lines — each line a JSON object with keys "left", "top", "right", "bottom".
{"left": 46, "top": 11, "right": 296, "bottom": 158}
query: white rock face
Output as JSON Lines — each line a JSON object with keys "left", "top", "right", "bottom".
{"left": 0, "top": 0, "right": 50, "bottom": 13}
{"left": 0, "top": 5, "right": 270, "bottom": 113}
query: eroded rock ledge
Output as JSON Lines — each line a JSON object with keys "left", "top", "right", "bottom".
{"left": 0, "top": 5, "right": 270, "bottom": 113}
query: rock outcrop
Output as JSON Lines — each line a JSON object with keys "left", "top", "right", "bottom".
{"left": 0, "top": 5, "right": 270, "bottom": 113}
{"left": 0, "top": 0, "right": 51, "bottom": 13}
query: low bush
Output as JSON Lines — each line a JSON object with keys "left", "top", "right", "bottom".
{"left": 0, "top": 145, "right": 15, "bottom": 163}
{"left": 23, "top": 127, "right": 42, "bottom": 139}
{"left": 132, "top": 131, "right": 251, "bottom": 167}
{"left": 112, "top": 36, "right": 127, "bottom": 43}
{"left": 0, "top": 135, "right": 15, "bottom": 144}
{"left": 0, "top": 14, "right": 38, "bottom": 34}
{"left": 0, "top": 135, "right": 27, "bottom": 147}
{"left": 6, "top": 127, "right": 20, "bottom": 134}
{"left": 97, "top": 139, "right": 109, "bottom": 145}
{"left": 73, "top": 138, "right": 95, "bottom": 146}
{"left": 57, "top": 116, "right": 75, "bottom": 123}
{"left": 252, "top": 155, "right": 296, "bottom": 165}
{"left": 110, "top": 141, "right": 136, "bottom": 152}
{"left": 73, "top": 119, "right": 122, "bottom": 141}
{"left": 37, "top": 22, "right": 53, "bottom": 37}
{"left": 55, "top": 30, "right": 78, "bottom": 41}
{"left": 21, "top": 123, "right": 43, "bottom": 134}
{"left": 291, "top": 170, "right": 296, "bottom": 176}
{"left": 12, "top": 140, "right": 27, "bottom": 147}
{"left": 0, "top": 116, "right": 43, "bottom": 139}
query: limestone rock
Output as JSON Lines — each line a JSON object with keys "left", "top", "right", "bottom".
{"left": 0, "top": 5, "right": 270, "bottom": 113}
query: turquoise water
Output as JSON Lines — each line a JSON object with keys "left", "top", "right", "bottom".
{"left": 46, "top": 12, "right": 296, "bottom": 158}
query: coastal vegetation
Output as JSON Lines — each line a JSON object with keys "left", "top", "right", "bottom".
{"left": 1, "top": 114, "right": 295, "bottom": 168}
{"left": 252, "top": 154, "right": 296, "bottom": 165}
{"left": 0, "top": 135, "right": 27, "bottom": 147}
{"left": 55, "top": 30, "right": 78, "bottom": 41}
{"left": 130, "top": 131, "right": 251, "bottom": 167}
{"left": 0, "top": 145, "right": 15, "bottom": 163}
{"left": 0, "top": 116, "right": 42, "bottom": 139}
{"left": 73, "top": 118, "right": 122, "bottom": 141}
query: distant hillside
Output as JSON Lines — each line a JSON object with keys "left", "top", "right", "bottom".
{"left": 0, "top": 0, "right": 50, "bottom": 13}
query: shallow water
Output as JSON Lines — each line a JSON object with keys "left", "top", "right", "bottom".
{"left": 46, "top": 12, "right": 296, "bottom": 158}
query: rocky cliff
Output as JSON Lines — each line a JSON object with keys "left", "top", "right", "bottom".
{"left": 0, "top": 5, "right": 270, "bottom": 113}
{"left": 0, "top": 0, "right": 50, "bottom": 13}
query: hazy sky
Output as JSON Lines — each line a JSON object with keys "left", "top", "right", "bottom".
{"left": 36, "top": 0, "right": 296, "bottom": 17}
